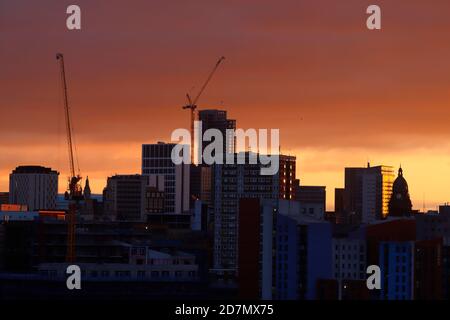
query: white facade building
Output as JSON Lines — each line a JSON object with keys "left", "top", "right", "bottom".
{"left": 9, "top": 166, "right": 58, "bottom": 211}
{"left": 332, "top": 238, "right": 366, "bottom": 280}
{"left": 362, "top": 173, "right": 377, "bottom": 224}
{"left": 38, "top": 248, "right": 198, "bottom": 282}
{"left": 142, "top": 142, "right": 190, "bottom": 214}
{"left": 212, "top": 153, "right": 279, "bottom": 276}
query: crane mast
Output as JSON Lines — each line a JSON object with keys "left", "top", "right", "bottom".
{"left": 57, "top": 53, "right": 76, "bottom": 179}
{"left": 56, "top": 53, "right": 82, "bottom": 263}
{"left": 182, "top": 56, "right": 225, "bottom": 164}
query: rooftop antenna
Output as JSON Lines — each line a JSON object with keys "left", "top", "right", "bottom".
{"left": 423, "top": 192, "right": 426, "bottom": 213}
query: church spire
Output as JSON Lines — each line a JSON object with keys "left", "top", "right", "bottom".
{"left": 84, "top": 176, "right": 91, "bottom": 199}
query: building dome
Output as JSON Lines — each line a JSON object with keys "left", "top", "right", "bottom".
{"left": 388, "top": 167, "right": 412, "bottom": 217}
{"left": 393, "top": 167, "right": 409, "bottom": 194}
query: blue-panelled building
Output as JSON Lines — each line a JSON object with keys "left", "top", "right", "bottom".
{"left": 276, "top": 207, "right": 333, "bottom": 300}
{"left": 306, "top": 222, "right": 333, "bottom": 299}
{"left": 379, "top": 241, "right": 414, "bottom": 300}
{"left": 276, "top": 213, "right": 300, "bottom": 300}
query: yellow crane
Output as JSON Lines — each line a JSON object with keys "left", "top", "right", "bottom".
{"left": 56, "top": 53, "right": 83, "bottom": 263}
{"left": 182, "top": 56, "right": 225, "bottom": 163}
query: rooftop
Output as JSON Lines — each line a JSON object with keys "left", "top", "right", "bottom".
{"left": 11, "top": 165, "right": 59, "bottom": 175}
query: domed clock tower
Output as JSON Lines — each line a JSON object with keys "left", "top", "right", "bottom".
{"left": 388, "top": 166, "right": 413, "bottom": 217}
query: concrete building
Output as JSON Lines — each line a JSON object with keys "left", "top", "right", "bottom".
{"left": 190, "top": 165, "right": 213, "bottom": 209}
{"left": 304, "top": 222, "right": 333, "bottom": 299}
{"left": 296, "top": 185, "right": 326, "bottom": 208}
{"left": 276, "top": 209, "right": 301, "bottom": 300}
{"left": 191, "top": 200, "right": 207, "bottom": 232}
{"left": 296, "top": 185, "right": 326, "bottom": 220}
{"left": 344, "top": 164, "right": 394, "bottom": 224}
{"left": 272, "top": 200, "right": 333, "bottom": 300}
{"left": 332, "top": 238, "right": 366, "bottom": 281}
{"left": 200, "top": 166, "right": 212, "bottom": 205}
{"left": 443, "top": 237, "right": 450, "bottom": 299}
{"left": 0, "top": 192, "right": 9, "bottom": 205}
{"left": 440, "top": 204, "right": 450, "bottom": 215}
{"left": 414, "top": 238, "right": 442, "bottom": 300}
{"left": 103, "top": 175, "right": 146, "bottom": 221}
{"left": 38, "top": 248, "right": 198, "bottom": 282}
{"left": 239, "top": 199, "right": 306, "bottom": 300}
{"left": 142, "top": 142, "right": 190, "bottom": 214}
{"left": 9, "top": 165, "right": 59, "bottom": 211}
{"left": 238, "top": 198, "right": 277, "bottom": 299}
{"left": 144, "top": 187, "right": 165, "bottom": 214}
{"left": 279, "top": 156, "right": 296, "bottom": 200}
{"left": 0, "top": 214, "right": 211, "bottom": 282}
{"left": 416, "top": 211, "right": 450, "bottom": 241}
{"left": 276, "top": 209, "right": 333, "bottom": 300}
{"left": 335, "top": 188, "right": 345, "bottom": 224}
{"left": 213, "top": 152, "right": 279, "bottom": 277}
{"left": 237, "top": 179, "right": 331, "bottom": 300}
{"left": 366, "top": 219, "right": 416, "bottom": 270}
{"left": 189, "top": 165, "right": 202, "bottom": 208}
{"left": 237, "top": 198, "right": 261, "bottom": 299}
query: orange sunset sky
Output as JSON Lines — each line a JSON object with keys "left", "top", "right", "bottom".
{"left": 1, "top": 0, "right": 450, "bottom": 210}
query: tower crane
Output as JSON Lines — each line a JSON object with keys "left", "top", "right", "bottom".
{"left": 182, "top": 56, "right": 225, "bottom": 164}
{"left": 56, "top": 53, "right": 83, "bottom": 263}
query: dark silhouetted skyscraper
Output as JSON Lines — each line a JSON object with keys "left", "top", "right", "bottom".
{"left": 344, "top": 164, "right": 394, "bottom": 224}
{"left": 198, "top": 109, "right": 236, "bottom": 155}
{"left": 103, "top": 174, "right": 146, "bottom": 221}
{"left": 142, "top": 142, "right": 190, "bottom": 214}
{"left": 279, "top": 155, "right": 296, "bottom": 200}
{"left": 212, "top": 152, "right": 278, "bottom": 277}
